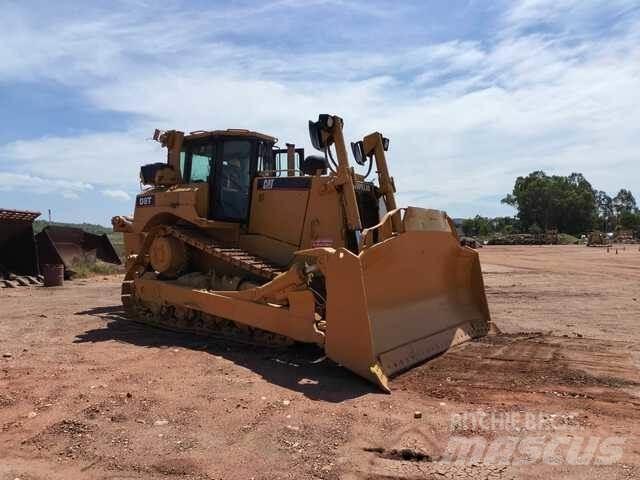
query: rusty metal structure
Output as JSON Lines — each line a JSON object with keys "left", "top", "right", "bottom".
{"left": 0, "top": 209, "right": 43, "bottom": 288}
{"left": 36, "top": 226, "right": 121, "bottom": 278}
{"left": 544, "top": 229, "right": 559, "bottom": 245}
{"left": 460, "top": 237, "right": 482, "bottom": 249}
{"left": 113, "top": 114, "right": 492, "bottom": 391}
{"left": 1, "top": 210, "right": 121, "bottom": 286}
{"left": 587, "top": 230, "right": 610, "bottom": 247}
{"left": 613, "top": 229, "right": 637, "bottom": 244}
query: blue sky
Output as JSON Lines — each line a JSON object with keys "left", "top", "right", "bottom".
{"left": 1, "top": 0, "right": 639, "bottom": 225}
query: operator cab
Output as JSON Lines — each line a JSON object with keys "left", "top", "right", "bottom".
{"left": 148, "top": 124, "right": 377, "bottom": 231}
{"left": 179, "top": 130, "right": 276, "bottom": 222}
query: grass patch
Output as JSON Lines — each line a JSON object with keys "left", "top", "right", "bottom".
{"left": 70, "top": 260, "right": 123, "bottom": 279}
{"left": 557, "top": 233, "right": 579, "bottom": 245}
{"left": 107, "top": 232, "right": 125, "bottom": 258}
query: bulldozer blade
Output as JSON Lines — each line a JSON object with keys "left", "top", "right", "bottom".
{"left": 36, "top": 226, "right": 121, "bottom": 278}
{"left": 319, "top": 211, "right": 491, "bottom": 392}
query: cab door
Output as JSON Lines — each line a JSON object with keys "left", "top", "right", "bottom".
{"left": 211, "top": 139, "right": 254, "bottom": 222}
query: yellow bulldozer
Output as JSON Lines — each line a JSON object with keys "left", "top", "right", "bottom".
{"left": 113, "top": 114, "right": 491, "bottom": 391}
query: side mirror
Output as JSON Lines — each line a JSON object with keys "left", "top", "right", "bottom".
{"left": 383, "top": 137, "right": 390, "bottom": 151}
{"left": 351, "top": 141, "right": 366, "bottom": 166}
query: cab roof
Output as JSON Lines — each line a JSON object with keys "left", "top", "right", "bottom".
{"left": 185, "top": 129, "right": 277, "bottom": 143}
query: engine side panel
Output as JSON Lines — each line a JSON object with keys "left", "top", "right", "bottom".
{"left": 248, "top": 177, "right": 311, "bottom": 246}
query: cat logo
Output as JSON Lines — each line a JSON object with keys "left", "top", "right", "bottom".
{"left": 137, "top": 195, "right": 154, "bottom": 207}
{"left": 262, "top": 178, "right": 275, "bottom": 190}
{"left": 354, "top": 182, "right": 373, "bottom": 193}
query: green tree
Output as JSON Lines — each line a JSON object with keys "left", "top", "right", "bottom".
{"left": 461, "top": 218, "right": 477, "bottom": 236}
{"left": 619, "top": 211, "right": 640, "bottom": 231}
{"left": 529, "top": 223, "right": 542, "bottom": 234}
{"left": 461, "top": 215, "right": 520, "bottom": 237}
{"left": 490, "top": 216, "right": 520, "bottom": 233}
{"left": 594, "top": 190, "right": 614, "bottom": 231}
{"left": 462, "top": 215, "right": 491, "bottom": 237}
{"left": 502, "top": 171, "right": 596, "bottom": 235}
{"left": 613, "top": 189, "right": 637, "bottom": 215}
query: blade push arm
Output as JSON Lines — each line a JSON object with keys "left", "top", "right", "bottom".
{"left": 309, "top": 115, "right": 362, "bottom": 231}
{"left": 362, "top": 132, "right": 401, "bottom": 233}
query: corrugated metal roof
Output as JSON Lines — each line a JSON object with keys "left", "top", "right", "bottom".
{"left": 0, "top": 209, "right": 41, "bottom": 223}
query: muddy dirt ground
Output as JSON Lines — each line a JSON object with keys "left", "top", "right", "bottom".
{"left": 0, "top": 245, "right": 639, "bottom": 479}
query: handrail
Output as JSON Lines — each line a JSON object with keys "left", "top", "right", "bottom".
{"left": 257, "top": 169, "right": 303, "bottom": 176}
{"left": 360, "top": 208, "right": 405, "bottom": 249}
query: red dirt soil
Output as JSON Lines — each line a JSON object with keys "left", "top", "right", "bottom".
{"left": 0, "top": 245, "right": 639, "bottom": 479}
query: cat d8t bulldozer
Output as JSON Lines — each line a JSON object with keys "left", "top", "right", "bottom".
{"left": 113, "top": 114, "right": 491, "bottom": 391}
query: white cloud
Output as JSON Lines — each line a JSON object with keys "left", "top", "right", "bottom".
{"left": 102, "top": 189, "right": 131, "bottom": 201}
{"left": 504, "top": 0, "right": 638, "bottom": 30}
{"left": 0, "top": 172, "right": 93, "bottom": 198}
{"left": 0, "top": 131, "right": 161, "bottom": 188}
{"left": 0, "top": 1, "right": 639, "bottom": 218}
{"left": 61, "top": 191, "right": 81, "bottom": 200}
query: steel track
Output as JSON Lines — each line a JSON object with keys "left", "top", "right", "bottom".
{"left": 121, "top": 225, "right": 292, "bottom": 347}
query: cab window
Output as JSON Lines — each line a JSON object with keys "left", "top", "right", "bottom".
{"left": 190, "top": 144, "right": 214, "bottom": 182}
{"left": 256, "top": 141, "right": 274, "bottom": 174}
{"left": 179, "top": 151, "right": 186, "bottom": 178}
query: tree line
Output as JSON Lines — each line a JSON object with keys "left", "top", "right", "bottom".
{"left": 462, "top": 171, "right": 638, "bottom": 237}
